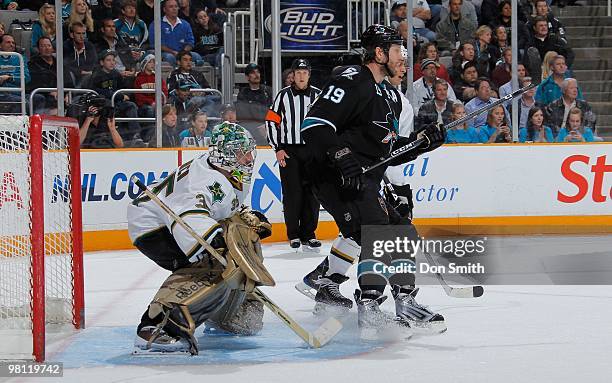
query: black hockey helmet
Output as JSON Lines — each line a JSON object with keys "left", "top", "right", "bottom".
{"left": 361, "top": 24, "right": 403, "bottom": 55}
{"left": 291, "top": 58, "right": 311, "bottom": 72}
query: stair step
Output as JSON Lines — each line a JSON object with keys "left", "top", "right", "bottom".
{"left": 596, "top": 115, "right": 612, "bottom": 125}
{"left": 575, "top": 80, "right": 612, "bottom": 92}
{"left": 555, "top": 5, "right": 610, "bottom": 17}
{"left": 555, "top": 16, "right": 612, "bottom": 26}
{"left": 572, "top": 69, "right": 612, "bottom": 80}
{"left": 583, "top": 92, "right": 612, "bottom": 102}
{"left": 564, "top": 26, "right": 612, "bottom": 37}
{"left": 589, "top": 101, "right": 612, "bottom": 114}
{"left": 573, "top": 47, "right": 612, "bottom": 60}
{"left": 571, "top": 59, "right": 612, "bottom": 70}
{"left": 568, "top": 37, "right": 612, "bottom": 48}
{"left": 595, "top": 126, "right": 612, "bottom": 141}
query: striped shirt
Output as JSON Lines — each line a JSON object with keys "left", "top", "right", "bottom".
{"left": 265, "top": 85, "right": 321, "bottom": 150}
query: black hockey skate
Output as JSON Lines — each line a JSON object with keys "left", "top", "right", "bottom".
{"left": 290, "top": 238, "right": 301, "bottom": 251}
{"left": 295, "top": 258, "right": 329, "bottom": 300}
{"left": 391, "top": 285, "right": 447, "bottom": 334}
{"left": 354, "top": 289, "right": 412, "bottom": 341}
{"left": 313, "top": 273, "right": 353, "bottom": 316}
{"left": 301, "top": 238, "right": 322, "bottom": 253}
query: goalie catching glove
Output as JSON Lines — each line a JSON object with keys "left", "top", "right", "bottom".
{"left": 237, "top": 206, "right": 272, "bottom": 239}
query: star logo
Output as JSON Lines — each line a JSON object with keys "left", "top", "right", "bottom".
{"left": 207, "top": 181, "right": 225, "bottom": 204}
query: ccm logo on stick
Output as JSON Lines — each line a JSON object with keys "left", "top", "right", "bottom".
{"left": 558, "top": 155, "right": 611, "bottom": 203}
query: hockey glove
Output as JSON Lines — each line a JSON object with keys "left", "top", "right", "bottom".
{"left": 238, "top": 207, "right": 272, "bottom": 239}
{"left": 418, "top": 122, "right": 446, "bottom": 151}
{"left": 328, "top": 146, "right": 363, "bottom": 192}
{"left": 383, "top": 183, "right": 414, "bottom": 220}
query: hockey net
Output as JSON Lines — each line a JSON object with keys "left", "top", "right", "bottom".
{"left": 0, "top": 115, "right": 83, "bottom": 361}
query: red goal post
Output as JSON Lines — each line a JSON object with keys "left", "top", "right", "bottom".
{"left": 0, "top": 115, "right": 84, "bottom": 362}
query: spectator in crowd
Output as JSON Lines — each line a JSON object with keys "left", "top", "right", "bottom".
{"left": 413, "top": 0, "right": 437, "bottom": 42}
{"left": 479, "top": 104, "right": 512, "bottom": 143}
{"left": 219, "top": 102, "right": 237, "bottom": 124}
{"left": 137, "top": 0, "right": 154, "bottom": 27}
{"left": 31, "top": 3, "right": 56, "bottom": 56}
{"left": 61, "top": 0, "right": 72, "bottom": 20}
{"left": 192, "top": 8, "right": 224, "bottom": 69}
{"left": 555, "top": 107, "right": 595, "bottom": 143}
{"left": 529, "top": 16, "right": 573, "bottom": 67}
{"left": 480, "top": 0, "right": 527, "bottom": 26}
{"left": 397, "top": 19, "right": 423, "bottom": 52}
{"left": 282, "top": 68, "right": 294, "bottom": 87}
{"left": 79, "top": 102, "right": 124, "bottom": 148}
{"left": 439, "top": 0, "right": 477, "bottom": 28}
{"left": 149, "top": 104, "right": 180, "bottom": 147}
{"left": 63, "top": 21, "right": 97, "bottom": 87}
{"left": 491, "top": 47, "right": 513, "bottom": 88}
{"left": 489, "top": 0, "right": 530, "bottom": 52}
{"left": 65, "top": 0, "right": 95, "bottom": 41}
{"left": 390, "top": 0, "right": 408, "bottom": 28}
{"left": 149, "top": 0, "right": 201, "bottom": 66}
{"left": 413, "top": 58, "right": 457, "bottom": 113}
{"left": 436, "top": 0, "right": 477, "bottom": 54}
{"left": 168, "top": 79, "right": 204, "bottom": 130}
{"left": 466, "top": 78, "right": 508, "bottom": 129}
{"left": 453, "top": 60, "right": 479, "bottom": 103}
{"left": 413, "top": 42, "right": 452, "bottom": 84}
{"left": 508, "top": 76, "right": 539, "bottom": 129}
{"left": 0, "top": 34, "right": 30, "bottom": 113}
{"left": 0, "top": 22, "right": 5, "bottom": 37}
{"left": 236, "top": 62, "right": 273, "bottom": 120}
{"left": 540, "top": 50, "right": 558, "bottom": 82}
{"left": 2, "top": 1, "right": 18, "bottom": 10}
{"left": 28, "top": 36, "right": 75, "bottom": 115}
{"left": 519, "top": 106, "right": 553, "bottom": 142}
{"left": 92, "top": 0, "right": 121, "bottom": 24}
{"left": 491, "top": 25, "right": 508, "bottom": 58}
{"left": 499, "top": 62, "right": 527, "bottom": 99}
{"left": 536, "top": 55, "right": 583, "bottom": 105}
{"left": 134, "top": 54, "right": 168, "bottom": 140}
{"left": 115, "top": 0, "right": 149, "bottom": 50}
{"left": 416, "top": 78, "right": 454, "bottom": 130}
{"left": 544, "top": 77, "right": 595, "bottom": 135}
{"left": 90, "top": 49, "right": 141, "bottom": 142}
{"left": 446, "top": 102, "right": 479, "bottom": 143}
{"left": 450, "top": 42, "right": 478, "bottom": 83}
{"left": 528, "top": 0, "right": 566, "bottom": 44}
{"left": 178, "top": 0, "right": 195, "bottom": 24}
{"left": 95, "top": 18, "right": 140, "bottom": 84}
{"left": 473, "top": 25, "right": 498, "bottom": 76}
{"left": 179, "top": 111, "right": 209, "bottom": 147}
{"left": 167, "top": 50, "right": 218, "bottom": 115}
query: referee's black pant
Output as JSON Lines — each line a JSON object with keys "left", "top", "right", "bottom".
{"left": 279, "top": 144, "right": 320, "bottom": 241}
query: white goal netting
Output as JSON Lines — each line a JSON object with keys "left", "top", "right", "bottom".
{"left": 0, "top": 115, "right": 82, "bottom": 360}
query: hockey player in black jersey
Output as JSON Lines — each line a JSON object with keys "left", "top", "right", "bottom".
{"left": 299, "top": 25, "right": 446, "bottom": 334}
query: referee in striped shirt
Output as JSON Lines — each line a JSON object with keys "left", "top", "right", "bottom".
{"left": 265, "top": 58, "right": 322, "bottom": 251}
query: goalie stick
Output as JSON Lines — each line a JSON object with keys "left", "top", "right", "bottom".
{"left": 132, "top": 177, "right": 342, "bottom": 348}
{"left": 363, "top": 83, "right": 537, "bottom": 174}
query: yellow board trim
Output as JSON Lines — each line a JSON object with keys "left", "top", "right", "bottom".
{"left": 83, "top": 215, "right": 612, "bottom": 252}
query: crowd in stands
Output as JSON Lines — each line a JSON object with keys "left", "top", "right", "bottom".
{"left": 0, "top": 0, "right": 602, "bottom": 148}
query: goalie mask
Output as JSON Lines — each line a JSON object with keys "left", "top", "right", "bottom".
{"left": 209, "top": 122, "right": 257, "bottom": 190}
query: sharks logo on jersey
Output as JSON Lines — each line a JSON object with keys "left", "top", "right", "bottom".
{"left": 339, "top": 67, "right": 359, "bottom": 80}
{"left": 373, "top": 99, "right": 400, "bottom": 144}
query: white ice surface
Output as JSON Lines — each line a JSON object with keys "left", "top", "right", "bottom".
{"left": 9, "top": 237, "right": 612, "bottom": 383}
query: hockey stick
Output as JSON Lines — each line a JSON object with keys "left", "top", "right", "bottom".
{"left": 421, "top": 250, "right": 484, "bottom": 298}
{"left": 363, "top": 82, "right": 537, "bottom": 174}
{"left": 131, "top": 177, "right": 342, "bottom": 348}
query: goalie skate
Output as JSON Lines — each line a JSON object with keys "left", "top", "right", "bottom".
{"left": 133, "top": 326, "right": 193, "bottom": 355}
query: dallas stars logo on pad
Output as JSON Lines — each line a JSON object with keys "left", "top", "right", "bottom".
{"left": 207, "top": 181, "right": 225, "bottom": 204}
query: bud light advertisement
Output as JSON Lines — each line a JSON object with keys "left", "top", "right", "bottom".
{"left": 261, "top": 0, "right": 350, "bottom": 52}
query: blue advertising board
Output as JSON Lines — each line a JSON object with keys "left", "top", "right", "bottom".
{"left": 261, "top": 0, "right": 350, "bottom": 53}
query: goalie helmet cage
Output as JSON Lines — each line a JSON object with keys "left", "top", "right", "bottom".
{"left": 0, "top": 115, "right": 84, "bottom": 362}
